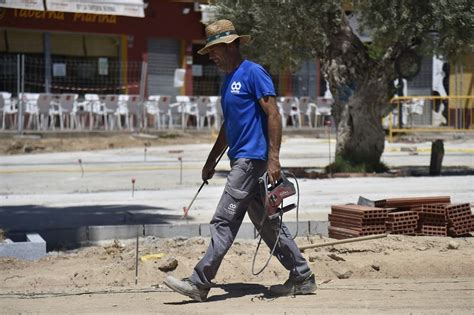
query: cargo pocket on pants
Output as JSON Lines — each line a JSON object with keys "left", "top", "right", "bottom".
{"left": 219, "top": 185, "right": 249, "bottom": 218}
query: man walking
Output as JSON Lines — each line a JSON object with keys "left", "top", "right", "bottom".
{"left": 164, "top": 19, "right": 316, "bottom": 302}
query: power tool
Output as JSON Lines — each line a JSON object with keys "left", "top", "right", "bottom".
{"left": 259, "top": 171, "right": 297, "bottom": 220}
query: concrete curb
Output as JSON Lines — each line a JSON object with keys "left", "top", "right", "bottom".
{"left": 0, "top": 233, "right": 47, "bottom": 261}
{"left": 32, "top": 220, "right": 329, "bottom": 249}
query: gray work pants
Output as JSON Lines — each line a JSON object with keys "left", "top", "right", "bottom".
{"left": 190, "top": 158, "right": 312, "bottom": 289}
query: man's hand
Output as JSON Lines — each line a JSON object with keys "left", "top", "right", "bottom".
{"left": 202, "top": 160, "right": 215, "bottom": 182}
{"left": 267, "top": 158, "right": 281, "bottom": 184}
{"left": 202, "top": 123, "right": 227, "bottom": 182}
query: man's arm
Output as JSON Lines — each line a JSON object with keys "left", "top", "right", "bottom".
{"left": 259, "top": 96, "right": 282, "bottom": 183}
{"left": 202, "top": 123, "right": 228, "bottom": 181}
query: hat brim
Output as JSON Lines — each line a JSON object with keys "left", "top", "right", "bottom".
{"left": 198, "top": 34, "right": 251, "bottom": 55}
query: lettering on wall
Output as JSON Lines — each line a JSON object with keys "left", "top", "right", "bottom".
{"left": 12, "top": 9, "right": 117, "bottom": 24}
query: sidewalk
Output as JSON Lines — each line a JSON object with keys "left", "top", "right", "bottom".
{"left": 1, "top": 137, "right": 473, "bottom": 247}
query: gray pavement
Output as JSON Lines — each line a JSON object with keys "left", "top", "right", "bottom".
{"left": 0, "top": 136, "right": 473, "bottom": 246}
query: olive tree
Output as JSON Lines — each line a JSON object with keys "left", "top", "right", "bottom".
{"left": 212, "top": 0, "right": 473, "bottom": 171}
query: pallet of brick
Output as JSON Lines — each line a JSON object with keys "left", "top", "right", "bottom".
{"left": 386, "top": 211, "right": 418, "bottom": 235}
{"left": 329, "top": 205, "right": 387, "bottom": 239}
{"left": 422, "top": 203, "right": 473, "bottom": 236}
{"left": 374, "top": 196, "right": 451, "bottom": 210}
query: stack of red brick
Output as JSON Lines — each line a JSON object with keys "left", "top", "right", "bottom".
{"left": 329, "top": 196, "right": 473, "bottom": 239}
{"left": 328, "top": 205, "right": 388, "bottom": 239}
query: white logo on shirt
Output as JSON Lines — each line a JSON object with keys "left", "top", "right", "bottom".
{"left": 230, "top": 81, "right": 242, "bottom": 94}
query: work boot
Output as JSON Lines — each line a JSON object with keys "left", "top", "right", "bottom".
{"left": 269, "top": 273, "right": 317, "bottom": 296}
{"left": 164, "top": 275, "right": 210, "bottom": 302}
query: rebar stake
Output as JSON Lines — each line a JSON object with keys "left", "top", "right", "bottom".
{"left": 78, "top": 159, "right": 84, "bottom": 177}
{"left": 131, "top": 178, "right": 136, "bottom": 197}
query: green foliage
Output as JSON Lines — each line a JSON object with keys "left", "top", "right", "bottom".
{"left": 326, "top": 156, "right": 389, "bottom": 174}
{"left": 213, "top": 0, "right": 473, "bottom": 70}
{"left": 213, "top": 0, "right": 341, "bottom": 72}
{"left": 357, "top": 0, "right": 473, "bottom": 61}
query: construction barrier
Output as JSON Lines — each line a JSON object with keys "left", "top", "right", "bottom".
{"left": 386, "top": 95, "right": 474, "bottom": 142}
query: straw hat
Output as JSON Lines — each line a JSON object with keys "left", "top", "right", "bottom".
{"left": 198, "top": 19, "right": 251, "bottom": 55}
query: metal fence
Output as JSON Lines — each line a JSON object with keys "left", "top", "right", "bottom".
{"left": 0, "top": 54, "right": 143, "bottom": 95}
{"left": 386, "top": 96, "right": 474, "bottom": 142}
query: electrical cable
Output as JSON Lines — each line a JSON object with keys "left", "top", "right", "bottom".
{"left": 251, "top": 171, "right": 300, "bottom": 275}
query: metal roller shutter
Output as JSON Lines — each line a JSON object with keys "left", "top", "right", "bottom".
{"left": 147, "top": 38, "right": 180, "bottom": 97}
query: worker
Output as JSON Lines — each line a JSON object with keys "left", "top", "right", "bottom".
{"left": 164, "top": 19, "right": 316, "bottom": 302}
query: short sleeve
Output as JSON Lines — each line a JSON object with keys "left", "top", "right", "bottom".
{"left": 249, "top": 64, "right": 276, "bottom": 100}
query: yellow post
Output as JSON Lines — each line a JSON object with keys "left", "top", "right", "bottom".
{"left": 121, "top": 34, "right": 128, "bottom": 94}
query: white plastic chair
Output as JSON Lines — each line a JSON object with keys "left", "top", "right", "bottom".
{"left": 114, "top": 94, "right": 130, "bottom": 130}
{"left": 157, "top": 95, "right": 174, "bottom": 129}
{"left": 80, "top": 94, "right": 102, "bottom": 130}
{"left": 297, "top": 96, "right": 317, "bottom": 128}
{"left": 209, "top": 96, "right": 222, "bottom": 128}
{"left": 103, "top": 95, "right": 119, "bottom": 130}
{"left": 36, "top": 94, "right": 54, "bottom": 130}
{"left": 194, "top": 96, "right": 214, "bottom": 129}
{"left": 1, "top": 92, "right": 17, "bottom": 130}
{"left": 21, "top": 93, "right": 40, "bottom": 130}
{"left": 144, "top": 95, "right": 160, "bottom": 129}
{"left": 48, "top": 94, "right": 79, "bottom": 130}
{"left": 315, "top": 97, "right": 333, "bottom": 127}
{"left": 172, "top": 96, "right": 198, "bottom": 128}
{"left": 278, "top": 96, "right": 299, "bottom": 128}
{"left": 127, "top": 95, "right": 141, "bottom": 130}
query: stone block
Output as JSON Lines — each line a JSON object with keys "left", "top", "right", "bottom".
{"left": 200, "top": 223, "right": 256, "bottom": 239}
{"left": 88, "top": 225, "right": 143, "bottom": 243}
{"left": 309, "top": 221, "right": 329, "bottom": 236}
{"left": 144, "top": 224, "right": 200, "bottom": 238}
{"left": 0, "top": 233, "right": 46, "bottom": 261}
{"left": 283, "top": 221, "right": 311, "bottom": 236}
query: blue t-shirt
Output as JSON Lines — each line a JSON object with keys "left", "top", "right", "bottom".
{"left": 221, "top": 60, "right": 276, "bottom": 160}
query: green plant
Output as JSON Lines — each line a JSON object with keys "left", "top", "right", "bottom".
{"left": 326, "top": 156, "right": 389, "bottom": 173}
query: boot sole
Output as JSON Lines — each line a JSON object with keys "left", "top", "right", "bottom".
{"left": 164, "top": 278, "right": 207, "bottom": 302}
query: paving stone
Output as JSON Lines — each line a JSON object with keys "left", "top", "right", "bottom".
{"left": 88, "top": 225, "right": 143, "bottom": 243}
{"left": 145, "top": 224, "right": 200, "bottom": 238}
{"left": 309, "top": 221, "right": 329, "bottom": 236}
{"left": 0, "top": 233, "right": 46, "bottom": 261}
{"left": 200, "top": 222, "right": 256, "bottom": 239}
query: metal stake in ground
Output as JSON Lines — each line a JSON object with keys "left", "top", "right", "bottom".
{"left": 135, "top": 226, "right": 139, "bottom": 285}
{"left": 78, "top": 159, "right": 84, "bottom": 177}
{"left": 131, "top": 178, "right": 136, "bottom": 197}
{"left": 178, "top": 156, "right": 183, "bottom": 185}
{"left": 144, "top": 147, "right": 147, "bottom": 162}
{"left": 326, "top": 120, "right": 332, "bottom": 177}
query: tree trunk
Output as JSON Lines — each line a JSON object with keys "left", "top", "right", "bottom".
{"left": 333, "top": 75, "right": 388, "bottom": 167}
{"left": 320, "top": 13, "right": 392, "bottom": 169}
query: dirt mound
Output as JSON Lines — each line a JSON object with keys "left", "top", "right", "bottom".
{"left": 1, "top": 235, "right": 473, "bottom": 295}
